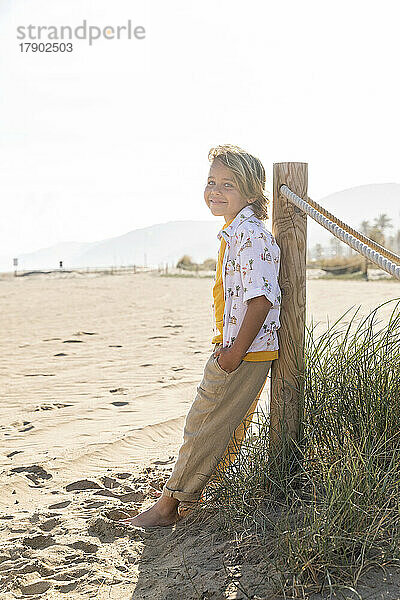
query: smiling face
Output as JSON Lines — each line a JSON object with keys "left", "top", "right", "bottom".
{"left": 204, "top": 159, "right": 254, "bottom": 223}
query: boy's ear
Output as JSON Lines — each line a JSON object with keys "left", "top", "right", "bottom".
{"left": 247, "top": 198, "right": 256, "bottom": 204}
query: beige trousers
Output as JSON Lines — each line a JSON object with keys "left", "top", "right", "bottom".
{"left": 162, "top": 352, "right": 272, "bottom": 503}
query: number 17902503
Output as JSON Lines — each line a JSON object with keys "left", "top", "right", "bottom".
{"left": 19, "top": 42, "right": 73, "bottom": 52}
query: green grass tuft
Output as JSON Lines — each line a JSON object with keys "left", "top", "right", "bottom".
{"left": 204, "top": 298, "right": 400, "bottom": 597}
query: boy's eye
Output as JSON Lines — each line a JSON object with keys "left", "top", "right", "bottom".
{"left": 206, "top": 180, "right": 234, "bottom": 188}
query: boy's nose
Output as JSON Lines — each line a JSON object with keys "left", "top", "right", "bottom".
{"left": 211, "top": 185, "right": 223, "bottom": 194}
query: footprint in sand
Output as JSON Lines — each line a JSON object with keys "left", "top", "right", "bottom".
{"left": 52, "top": 565, "right": 91, "bottom": 582}
{"left": 65, "top": 479, "right": 102, "bottom": 492}
{"left": 68, "top": 540, "right": 98, "bottom": 554}
{"left": 1, "top": 544, "right": 95, "bottom": 597}
{"left": 73, "top": 331, "right": 98, "bottom": 336}
{"left": 82, "top": 499, "right": 108, "bottom": 509}
{"left": 103, "top": 508, "right": 138, "bottom": 521}
{"left": 35, "top": 402, "right": 72, "bottom": 411}
{"left": 109, "top": 387, "right": 128, "bottom": 394}
{"left": 113, "top": 472, "right": 131, "bottom": 480}
{"left": 7, "top": 450, "right": 23, "bottom": 458}
{"left": 140, "top": 363, "right": 152, "bottom": 367}
{"left": 88, "top": 512, "right": 140, "bottom": 540}
{"left": 17, "top": 421, "right": 34, "bottom": 432}
{"left": 94, "top": 488, "right": 119, "bottom": 498}
{"left": 163, "top": 324, "right": 183, "bottom": 328}
{"left": 48, "top": 500, "right": 71, "bottom": 510}
{"left": 23, "top": 533, "right": 55, "bottom": 549}
{"left": 115, "top": 490, "right": 146, "bottom": 503}
{"left": 63, "top": 339, "right": 83, "bottom": 343}
{"left": 100, "top": 476, "right": 121, "bottom": 489}
{"left": 111, "top": 401, "right": 129, "bottom": 407}
{"left": 18, "top": 580, "right": 52, "bottom": 596}
{"left": 11, "top": 465, "right": 52, "bottom": 486}
{"left": 152, "top": 456, "right": 175, "bottom": 465}
{"left": 109, "top": 344, "right": 122, "bottom": 347}
{"left": 39, "top": 517, "right": 61, "bottom": 532}
{"left": 54, "top": 352, "right": 67, "bottom": 356}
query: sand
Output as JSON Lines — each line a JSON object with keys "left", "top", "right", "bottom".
{"left": 0, "top": 271, "right": 399, "bottom": 599}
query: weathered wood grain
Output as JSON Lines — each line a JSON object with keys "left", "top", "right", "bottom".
{"left": 270, "top": 162, "right": 308, "bottom": 446}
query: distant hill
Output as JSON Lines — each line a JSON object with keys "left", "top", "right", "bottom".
{"left": 2, "top": 183, "right": 399, "bottom": 272}
{"left": 4, "top": 221, "right": 222, "bottom": 272}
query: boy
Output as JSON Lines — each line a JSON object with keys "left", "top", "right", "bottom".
{"left": 122, "top": 145, "right": 281, "bottom": 527}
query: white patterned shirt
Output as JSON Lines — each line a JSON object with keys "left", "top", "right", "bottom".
{"left": 213, "top": 205, "right": 281, "bottom": 353}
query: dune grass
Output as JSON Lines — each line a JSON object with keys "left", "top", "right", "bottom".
{"left": 204, "top": 298, "right": 400, "bottom": 597}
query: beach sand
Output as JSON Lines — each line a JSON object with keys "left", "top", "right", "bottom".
{"left": 0, "top": 271, "right": 399, "bottom": 598}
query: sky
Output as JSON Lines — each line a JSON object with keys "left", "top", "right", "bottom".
{"left": 1, "top": 0, "right": 399, "bottom": 261}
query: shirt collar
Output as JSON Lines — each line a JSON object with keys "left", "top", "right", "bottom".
{"left": 217, "top": 205, "right": 255, "bottom": 241}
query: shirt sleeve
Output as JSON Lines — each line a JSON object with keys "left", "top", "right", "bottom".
{"left": 238, "top": 231, "right": 281, "bottom": 307}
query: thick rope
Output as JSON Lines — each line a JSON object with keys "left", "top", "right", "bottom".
{"left": 280, "top": 185, "right": 400, "bottom": 281}
{"left": 305, "top": 195, "right": 400, "bottom": 265}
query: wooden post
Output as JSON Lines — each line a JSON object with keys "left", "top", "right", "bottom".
{"left": 270, "top": 163, "right": 308, "bottom": 448}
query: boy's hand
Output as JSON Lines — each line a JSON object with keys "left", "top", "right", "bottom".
{"left": 213, "top": 347, "right": 243, "bottom": 374}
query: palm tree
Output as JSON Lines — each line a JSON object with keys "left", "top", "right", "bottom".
{"left": 374, "top": 213, "right": 393, "bottom": 232}
{"left": 373, "top": 214, "right": 393, "bottom": 247}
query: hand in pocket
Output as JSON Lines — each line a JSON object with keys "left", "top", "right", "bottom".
{"left": 213, "top": 347, "right": 242, "bottom": 373}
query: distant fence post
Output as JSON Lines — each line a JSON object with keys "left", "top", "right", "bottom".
{"left": 270, "top": 162, "right": 308, "bottom": 449}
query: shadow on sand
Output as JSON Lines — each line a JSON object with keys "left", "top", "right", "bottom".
{"left": 88, "top": 504, "right": 273, "bottom": 599}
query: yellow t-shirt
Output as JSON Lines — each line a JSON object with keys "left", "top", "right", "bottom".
{"left": 212, "top": 221, "right": 278, "bottom": 362}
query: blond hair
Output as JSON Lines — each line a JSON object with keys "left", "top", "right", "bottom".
{"left": 207, "top": 144, "right": 269, "bottom": 220}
